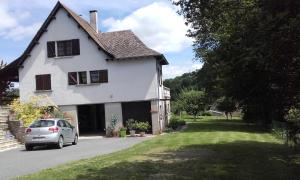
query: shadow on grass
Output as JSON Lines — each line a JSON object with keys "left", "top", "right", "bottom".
{"left": 183, "top": 119, "right": 268, "bottom": 134}
{"left": 74, "top": 141, "right": 300, "bottom": 180}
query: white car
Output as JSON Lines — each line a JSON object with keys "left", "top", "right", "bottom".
{"left": 24, "top": 119, "right": 78, "bottom": 151}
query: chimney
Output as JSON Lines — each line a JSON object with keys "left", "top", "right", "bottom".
{"left": 89, "top": 10, "right": 98, "bottom": 33}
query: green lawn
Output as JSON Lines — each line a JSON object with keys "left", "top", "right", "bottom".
{"left": 18, "top": 116, "right": 300, "bottom": 180}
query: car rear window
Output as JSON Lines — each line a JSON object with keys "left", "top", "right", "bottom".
{"left": 29, "top": 120, "right": 55, "bottom": 128}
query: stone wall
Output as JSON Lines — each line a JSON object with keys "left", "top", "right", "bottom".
{"left": 8, "top": 113, "right": 25, "bottom": 143}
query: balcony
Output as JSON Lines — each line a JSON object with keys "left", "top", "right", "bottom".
{"left": 163, "top": 86, "right": 171, "bottom": 100}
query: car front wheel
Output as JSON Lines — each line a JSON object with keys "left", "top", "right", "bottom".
{"left": 57, "top": 136, "right": 64, "bottom": 149}
{"left": 72, "top": 134, "right": 78, "bottom": 145}
{"left": 25, "top": 144, "right": 33, "bottom": 151}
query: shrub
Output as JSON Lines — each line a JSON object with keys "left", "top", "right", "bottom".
{"left": 135, "top": 122, "right": 151, "bottom": 132}
{"left": 168, "top": 116, "right": 186, "bottom": 130}
{"left": 119, "top": 127, "right": 127, "bottom": 131}
{"left": 126, "top": 119, "right": 136, "bottom": 131}
{"left": 202, "top": 111, "right": 212, "bottom": 116}
{"left": 284, "top": 108, "right": 300, "bottom": 146}
{"left": 10, "top": 95, "right": 58, "bottom": 127}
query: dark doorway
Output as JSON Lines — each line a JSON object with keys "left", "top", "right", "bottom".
{"left": 121, "top": 101, "right": 152, "bottom": 132}
{"left": 77, "top": 104, "right": 105, "bottom": 135}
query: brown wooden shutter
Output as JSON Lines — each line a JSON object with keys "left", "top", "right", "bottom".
{"left": 68, "top": 72, "right": 78, "bottom": 85}
{"left": 47, "top": 41, "right": 56, "bottom": 57}
{"left": 35, "top": 74, "right": 51, "bottom": 90}
{"left": 44, "top": 74, "right": 51, "bottom": 90}
{"left": 72, "top": 39, "right": 80, "bottom": 55}
{"left": 99, "top": 70, "right": 108, "bottom": 83}
{"left": 35, "top": 75, "right": 42, "bottom": 90}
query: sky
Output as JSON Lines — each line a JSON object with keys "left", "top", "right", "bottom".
{"left": 0, "top": 0, "right": 202, "bottom": 79}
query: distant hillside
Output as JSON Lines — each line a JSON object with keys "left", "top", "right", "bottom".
{"left": 164, "top": 71, "right": 199, "bottom": 100}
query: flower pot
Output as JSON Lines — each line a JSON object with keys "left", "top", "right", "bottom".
{"left": 112, "top": 130, "right": 119, "bottom": 137}
{"left": 140, "top": 131, "right": 145, "bottom": 137}
{"left": 130, "top": 130, "right": 136, "bottom": 137}
{"left": 120, "top": 130, "right": 127, "bottom": 137}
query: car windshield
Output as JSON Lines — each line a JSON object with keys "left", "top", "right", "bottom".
{"left": 29, "top": 120, "right": 55, "bottom": 128}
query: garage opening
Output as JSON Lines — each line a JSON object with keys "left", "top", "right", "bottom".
{"left": 121, "top": 101, "right": 152, "bottom": 133}
{"left": 77, "top": 104, "right": 105, "bottom": 135}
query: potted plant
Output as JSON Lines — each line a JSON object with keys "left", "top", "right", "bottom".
{"left": 119, "top": 127, "right": 127, "bottom": 138}
{"left": 126, "top": 119, "right": 137, "bottom": 137}
{"left": 109, "top": 115, "right": 119, "bottom": 137}
{"left": 135, "top": 121, "right": 150, "bottom": 137}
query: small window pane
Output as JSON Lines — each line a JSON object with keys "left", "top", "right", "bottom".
{"left": 78, "top": 71, "right": 87, "bottom": 84}
{"left": 90, "top": 71, "right": 100, "bottom": 83}
{"left": 68, "top": 72, "right": 78, "bottom": 85}
{"left": 57, "top": 40, "right": 72, "bottom": 57}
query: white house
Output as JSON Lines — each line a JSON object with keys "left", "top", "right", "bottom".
{"left": 0, "top": 2, "right": 171, "bottom": 135}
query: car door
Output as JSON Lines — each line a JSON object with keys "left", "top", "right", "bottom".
{"left": 58, "top": 120, "right": 69, "bottom": 142}
{"left": 63, "top": 120, "right": 73, "bottom": 142}
{"left": 65, "top": 120, "right": 75, "bottom": 141}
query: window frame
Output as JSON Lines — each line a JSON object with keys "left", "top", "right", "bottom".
{"left": 47, "top": 39, "right": 80, "bottom": 58}
{"left": 90, "top": 70, "right": 100, "bottom": 84}
{"left": 78, "top": 71, "right": 87, "bottom": 85}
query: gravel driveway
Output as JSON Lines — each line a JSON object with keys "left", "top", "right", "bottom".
{"left": 0, "top": 137, "right": 149, "bottom": 180}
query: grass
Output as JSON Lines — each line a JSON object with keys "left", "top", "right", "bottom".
{"left": 17, "top": 116, "right": 300, "bottom": 180}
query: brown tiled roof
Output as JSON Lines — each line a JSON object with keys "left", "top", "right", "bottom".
{"left": 0, "top": 1, "right": 168, "bottom": 79}
{"left": 62, "top": 3, "right": 168, "bottom": 64}
{"left": 98, "top": 30, "right": 161, "bottom": 59}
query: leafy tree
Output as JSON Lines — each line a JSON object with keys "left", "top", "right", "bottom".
{"left": 0, "top": 60, "right": 11, "bottom": 105}
{"left": 175, "top": 0, "right": 300, "bottom": 125}
{"left": 164, "top": 71, "right": 199, "bottom": 101}
{"left": 216, "top": 97, "right": 236, "bottom": 120}
{"left": 179, "top": 89, "right": 206, "bottom": 120}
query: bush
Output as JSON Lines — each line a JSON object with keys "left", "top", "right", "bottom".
{"left": 284, "top": 108, "right": 300, "bottom": 146}
{"left": 202, "top": 111, "right": 212, "bottom": 116}
{"left": 168, "top": 116, "right": 186, "bottom": 130}
{"left": 10, "top": 95, "right": 58, "bottom": 127}
{"left": 126, "top": 119, "right": 136, "bottom": 131}
{"left": 135, "top": 122, "right": 151, "bottom": 132}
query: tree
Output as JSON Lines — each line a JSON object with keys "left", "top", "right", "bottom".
{"left": 164, "top": 71, "right": 199, "bottom": 101}
{"left": 216, "top": 97, "right": 237, "bottom": 120}
{"left": 175, "top": 0, "right": 300, "bottom": 125}
{"left": 179, "top": 89, "right": 206, "bottom": 120}
{"left": 0, "top": 60, "right": 11, "bottom": 105}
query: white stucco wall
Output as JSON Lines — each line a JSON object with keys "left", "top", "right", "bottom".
{"left": 104, "top": 103, "right": 123, "bottom": 133}
{"left": 19, "top": 8, "right": 159, "bottom": 106}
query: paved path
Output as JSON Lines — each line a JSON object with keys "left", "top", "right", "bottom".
{"left": 0, "top": 137, "right": 149, "bottom": 180}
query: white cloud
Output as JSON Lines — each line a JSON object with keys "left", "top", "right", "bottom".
{"left": 0, "top": 2, "right": 42, "bottom": 41}
{"left": 4, "top": 22, "right": 42, "bottom": 41}
{"left": 163, "top": 61, "right": 203, "bottom": 79}
{"left": 103, "top": 2, "right": 192, "bottom": 53}
{"left": 0, "top": 6, "right": 17, "bottom": 31}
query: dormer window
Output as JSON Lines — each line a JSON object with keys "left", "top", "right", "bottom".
{"left": 47, "top": 39, "right": 80, "bottom": 58}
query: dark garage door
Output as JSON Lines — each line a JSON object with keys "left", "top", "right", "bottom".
{"left": 121, "top": 101, "right": 152, "bottom": 132}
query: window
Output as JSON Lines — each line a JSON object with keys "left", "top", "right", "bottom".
{"left": 78, "top": 71, "right": 87, "bottom": 84}
{"left": 36, "top": 74, "right": 51, "bottom": 91}
{"left": 57, "top": 40, "right": 72, "bottom": 56}
{"left": 90, "top": 70, "right": 100, "bottom": 83}
{"left": 99, "top": 70, "right": 108, "bottom": 83}
{"left": 68, "top": 72, "right": 78, "bottom": 85}
{"left": 68, "top": 70, "right": 108, "bottom": 85}
{"left": 57, "top": 120, "right": 66, "bottom": 127}
{"left": 29, "top": 120, "right": 55, "bottom": 128}
{"left": 47, "top": 39, "right": 80, "bottom": 58}
{"left": 90, "top": 70, "right": 108, "bottom": 83}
